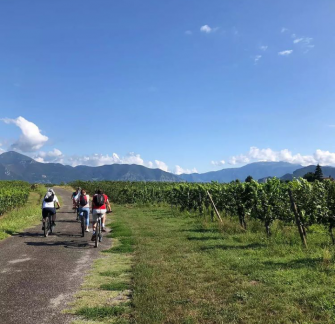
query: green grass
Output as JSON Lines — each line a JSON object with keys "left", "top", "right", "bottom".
{"left": 67, "top": 204, "right": 335, "bottom": 324}
{"left": 76, "top": 306, "right": 127, "bottom": 320}
{"left": 0, "top": 185, "right": 45, "bottom": 240}
{"left": 104, "top": 205, "right": 335, "bottom": 324}
{"left": 67, "top": 210, "right": 133, "bottom": 324}
{"left": 100, "top": 282, "right": 130, "bottom": 291}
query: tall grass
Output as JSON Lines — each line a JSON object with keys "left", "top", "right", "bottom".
{"left": 0, "top": 186, "right": 45, "bottom": 240}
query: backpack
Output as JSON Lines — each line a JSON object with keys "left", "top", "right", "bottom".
{"left": 79, "top": 195, "right": 87, "bottom": 207}
{"left": 94, "top": 194, "right": 105, "bottom": 207}
{"left": 44, "top": 193, "right": 54, "bottom": 202}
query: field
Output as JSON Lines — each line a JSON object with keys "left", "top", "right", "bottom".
{"left": 71, "top": 179, "right": 335, "bottom": 245}
{"left": 72, "top": 204, "right": 335, "bottom": 324}
{"left": 0, "top": 181, "right": 31, "bottom": 215}
{"left": 0, "top": 182, "right": 45, "bottom": 240}
{"left": 67, "top": 179, "right": 335, "bottom": 324}
{"left": 2, "top": 180, "right": 335, "bottom": 323}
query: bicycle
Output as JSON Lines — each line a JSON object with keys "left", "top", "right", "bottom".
{"left": 43, "top": 211, "right": 53, "bottom": 237}
{"left": 94, "top": 214, "right": 103, "bottom": 248}
{"left": 93, "top": 210, "right": 111, "bottom": 247}
{"left": 79, "top": 209, "right": 89, "bottom": 237}
{"left": 76, "top": 207, "right": 80, "bottom": 221}
{"left": 43, "top": 207, "right": 59, "bottom": 237}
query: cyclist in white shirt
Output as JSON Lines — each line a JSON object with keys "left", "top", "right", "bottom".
{"left": 42, "top": 188, "right": 61, "bottom": 229}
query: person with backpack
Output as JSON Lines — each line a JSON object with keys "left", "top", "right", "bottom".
{"left": 91, "top": 189, "right": 111, "bottom": 241}
{"left": 42, "top": 188, "right": 61, "bottom": 229}
{"left": 78, "top": 189, "right": 90, "bottom": 232}
{"left": 71, "top": 187, "right": 81, "bottom": 219}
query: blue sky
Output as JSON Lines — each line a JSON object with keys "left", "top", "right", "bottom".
{"left": 0, "top": 0, "right": 335, "bottom": 174}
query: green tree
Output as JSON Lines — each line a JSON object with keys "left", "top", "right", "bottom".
{"left": 314, "top": 164, "right": 324, "bottom": 181}
{"left": 303, "top": 172, "right": 315, "bottom": 182}
{"left": 245, "top": 175, "right": 253, "bottom": 183}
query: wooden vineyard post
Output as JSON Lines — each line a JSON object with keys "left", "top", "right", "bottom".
{"left": 207, "top": 191, "right": 223, "bottom": 223}
{"left": 288, "top": 189, "right": 308, "bottom": 248}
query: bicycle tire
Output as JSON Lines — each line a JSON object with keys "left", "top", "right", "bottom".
{"left": 81, "top": 214, "right": 85, "bottom": 237}
{"left": 99, "top": 217, "right": 102, "bottom": 242}
{"left": 49, "top": 215, "right": 53, "bottom": 234}
{"left": 95, "top": 220, "right": 99, "bottom": 248}
{"left": 44, "top": 214, "right": 50, "bottom": 237}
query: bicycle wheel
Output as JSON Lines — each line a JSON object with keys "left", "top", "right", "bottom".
{"left": 99, "top": 219, "right": 102, "bottom": 243}
{"left": 95, "top": 219, "right": 99, "bottom": 248}
{"left": 81, "top": 214, "right": 85, "bottom": 237}
{"left": 44, "top": 215, "right": 50, "bottom": 237}
{"left": 49, "top": 215, "right": 53, "bottom": 234}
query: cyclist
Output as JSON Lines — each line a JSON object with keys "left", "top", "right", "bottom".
{"left": 71, "top": 187, "right": 80, "bottom": 210}
{"left": 101, "top": 190, "right": 112, "bottom": 230}
{"left": 42, "top": 188, "right": 61, "bottom": 229}
{"left": 91, "top": 189, "right": 111, "bottom": 241}
{"left": 78, "top": 189, "right": 90, "bottom": 232}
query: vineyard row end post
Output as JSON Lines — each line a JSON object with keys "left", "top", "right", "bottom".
{"left": 206, "top": 191, "right": 223, "bottom": 223}
{"left": 288, "top": 189, "right": 308, "bottom": 248}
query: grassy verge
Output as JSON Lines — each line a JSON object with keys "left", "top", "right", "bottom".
{"left": 67, "top": 214, "right": 133, "bottom": 324}
{"left": 67, "top": 205, "right": 335, "bottom": 323}
{"left": 0, "top": 185, "right": 46, "bottom": 240}
{"left": 122, "top": 206, "right": 335, "bottom": 323}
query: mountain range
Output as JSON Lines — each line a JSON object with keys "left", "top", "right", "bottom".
{"left": 0, "top": 151, "right": 334, "bottom": 183}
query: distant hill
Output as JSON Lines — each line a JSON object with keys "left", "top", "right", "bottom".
{"left": 281, "top": 165, "right": 335, "bottom": 181}
{"left": 0, "top": 151, "right": 181, "bottom": 183}
{"left": 180, "top": 162, "right": 303, "bottom": 183}
{"left": 1, "top": 151, "right": 324, "bottom": 184}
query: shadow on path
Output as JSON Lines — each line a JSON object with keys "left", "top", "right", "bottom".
{"left": 25, "top": 240, "right": 91, "bottom": 249}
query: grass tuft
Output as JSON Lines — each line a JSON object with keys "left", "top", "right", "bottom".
{"left": 76, "top": 306, "right": 126, "bottom": 319}
{"left": 100, "top": 281, "right": 130, "bottom": 291}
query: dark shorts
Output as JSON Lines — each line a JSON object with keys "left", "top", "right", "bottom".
{"left": 42, "top": 208, "right": 56, "bottom": 218}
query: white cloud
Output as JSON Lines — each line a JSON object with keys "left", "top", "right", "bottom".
{"left": 200, "top": 25, "right": 212, "bottom": 33}
{"left": 154, "top": 160, "right": 168, "bottom": 172}
{"left": 34, "top": 149, "right": 63, "bottom": 163}
{"left": 293, "top": 38, "right": 303, "bottom": 44}
{"left": 33, "top": 150, "right": 200, "bottom": 175}
{"left": 211, "top": 160, "right": 226, "bottom": 166}
{"left": 1, "top": 116, "right": 48, "bottom": 152}
{"left": 260, "top": 45, "right": 268, "bottom": 51}
{"left": 278, "top": 50, "right": 293, "bottom": 56}
{"left": 281, "top": 27, "right": 289, "bottom": 33}
{"left": 291, "top": 36, "right": 314, "bottom": 52}
{"left": 52, "top": 151, "right": 173, "bottom": 173}
{"left": 0, "top": 143, "right": 5, "bottom": 154}
{"left": 228, "top": 147, "right": 335, "bottom": 166}
{"left": 229, "top": 154, "right": 250, "bottom": 165}
{"left": 254, "top": 55, "right": 262, "bottom": 64}
{"left": 67, "top": 153, "right": 123, "bottom": 167}
{"left": 122, "top": 152, "right": 144, "bottom": 165}
{"left": 174, "top": 165, "right": 197, "bottom": 175}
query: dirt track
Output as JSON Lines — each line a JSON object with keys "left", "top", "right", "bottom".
{"left": 0, "top": 187, "right": 111, "bottom": 324}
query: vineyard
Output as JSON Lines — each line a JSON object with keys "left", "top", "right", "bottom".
{"left": 71, "top": 178, "right": 335, "bottom": 244}
{"left": 0, "top": 181, "right": 31, "bottom": 215}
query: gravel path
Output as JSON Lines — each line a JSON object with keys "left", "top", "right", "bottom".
{"left": 0, "top": 187, "right": 111, "bottom": 324}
